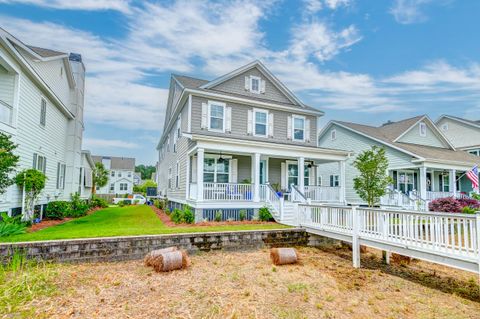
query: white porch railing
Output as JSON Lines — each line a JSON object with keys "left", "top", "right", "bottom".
{"left": 203, "top": 183, "right": 253, "bottom": 201}
{"left": 426, "top": 191, "right": 455, "bottom": 201}
{"left": 380, "top": 189, "right": 422, "bottom": 210}
{"left": 0, "top": 100, "right": 13, "bottom": 126}
{"left": 304, "top": 186, "right": 340, "bottom": 202}
{"left": 263, "top": 184, "right": 282, "bottom": 220}
{"left": 298, "top": 203, "right": 480, "bottom": 273}
{"left": 291, "top": 184, "right": 307, "bottom": 203}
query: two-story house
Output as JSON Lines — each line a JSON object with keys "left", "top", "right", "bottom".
{"left": 436, "top": 115, "right": 480, "bottom": 156}
{"left": 317, "top": 115, "right": 480, "bottom": 210}
{"left": 92, "top": 156, "right": 135, "bottom": 195}
{"left": 157, "top": 61, "right": 349, "bottom": 223}
{"left": 0, "top": 28, "right": 94, "bottom": 216}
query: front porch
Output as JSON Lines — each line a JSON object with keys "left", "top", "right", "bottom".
{"left": 182, "top": 136, "right": 349, "bottom": 222}
{"left": 381, "top": 165, "right": 478, "bottom": 210}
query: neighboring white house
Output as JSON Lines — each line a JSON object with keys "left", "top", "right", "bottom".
{"left": 133, "top": 173, "right": 142, "bottom": 186}
{"left": 156, "top": 61, "right": 349, "bottom": 223}
{"left": 317, "top": 115, "right": 480, "bottom": 210}
{"left": 436, "top": 115, "right": 480, "bottom": 156}
{"left": 92, "top": 156, "right": 135, "bottom": 195}
{"left": 0, "top": 28, "right": 93, "bottom": 215}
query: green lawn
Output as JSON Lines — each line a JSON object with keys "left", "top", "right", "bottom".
{"left": 1, "top": 205, "right": 290, "bottom": 243}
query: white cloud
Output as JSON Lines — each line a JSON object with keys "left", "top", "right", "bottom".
{"left": 303, "top": 0, "right": 351, "bottom": 14}
{"left": 83, "top": 138, "right": 140, "bottom": 149}
{"left": 0, "top": 0, "right": 131, "bottom": 13}
{"left": 389, "top": 0, "right": 432, "bottom": 24}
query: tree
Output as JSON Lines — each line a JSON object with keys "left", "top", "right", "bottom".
{"left": 133, "top": 179, "right": 157, "bottom": 194}
{"left": 15, "top": 169, "right": 46, "bottom": 221}
{"left": 0, "top": 133, "right": 19, "bottom": 195}
{"left": 92, "top": 162, "right": 108, "bottom": 195}
{"left": 135, "top": 164, "right": 156, "bottom": 180}
{"left": 353, "top": 146, "right": 393, "bottom": 207}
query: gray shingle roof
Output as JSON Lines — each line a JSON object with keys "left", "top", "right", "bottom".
{"left": 335, "top": 116, "right": 480, "bottom": 166}
{"left": 27, "top": 45, "right": 66, "bottom": 58}
{"left": 173, "top": 74, "right": 209, "bottom": 89}
{"left": 92, "top": 156, "right": 135, "bottom": 170}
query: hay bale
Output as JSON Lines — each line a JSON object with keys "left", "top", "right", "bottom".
{"left": 270, "top": 248, "right": 298, "bottom": 265}
{"left": 144, "top": 247, "right": 178, "bottom": 267}
{"left": 152, "top": 250, "right": 190, "bottom": 272}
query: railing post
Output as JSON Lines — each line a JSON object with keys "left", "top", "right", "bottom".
{"left": 382, "top": 212, "right": 390, "bottom": 264}
{"left": 476, "top": 212, "right": 480, "bottom": 276}
{"left": 196, "top": 148, "right": 204, "bottom": 201}
{"left": 352, "top": 205, "right": 360, "bottom": 268}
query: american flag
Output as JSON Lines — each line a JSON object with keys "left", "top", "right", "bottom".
{"left": 466, "top": 165, "right": 479, "bottom": 190}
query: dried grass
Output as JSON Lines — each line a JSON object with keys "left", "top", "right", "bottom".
{"left": 22, "top": 247, "right": 480, "bottom": 319}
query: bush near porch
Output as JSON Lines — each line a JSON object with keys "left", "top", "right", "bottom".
{"left": 428, "top": 197, "right": 480, "bottom": 213}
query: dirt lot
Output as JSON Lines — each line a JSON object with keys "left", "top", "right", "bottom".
{"left": 29, "top": 246, "right": 480, "bottom": 319}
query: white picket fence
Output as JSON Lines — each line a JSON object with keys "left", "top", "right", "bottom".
{"left": 298, "top": 203, "right": 480, "bottom": 274}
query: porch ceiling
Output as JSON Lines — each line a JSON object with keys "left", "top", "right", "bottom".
{"left": 189, "top": 134, "right": 349, "bottom": 161}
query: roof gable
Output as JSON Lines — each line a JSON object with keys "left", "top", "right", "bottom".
{"left": 394, "top": 117, "right": 453, "bottom": 149}
{"left": 200, "top": 60, "right": 307, "bottom": 108}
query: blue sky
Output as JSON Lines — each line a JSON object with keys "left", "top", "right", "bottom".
{"left": 1, "top": 0, "right": 479, "bottom": 164}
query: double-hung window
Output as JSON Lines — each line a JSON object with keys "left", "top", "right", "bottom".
{"left": 208, "top": 101, "right": 225, "bottom": 132}
{"left": 175, "top": 162, "right": 180, "bottom": 188}
{"left": 33, "top": 153, "right": 46, "bottom": 173}
{"left": 293, "top": 115, "right": 305, "bottom": 142}
{"left": 40, "top": 98, "right": 46, "bottom": 126}
{"left": 250, "top": 76, "right": 260, "bottom": 94}
{"left": 109, "top": 183, "right": 114, "bottom": 192}
{"left": 118, "top": 171, "right": 122, "bottom": 178}
{"left": 111, "top": 171, "right": 115, "bottom": 177}
{"left": 56, "top": 163, "right": 66, "bottom": 189}
{"left": 330, "top": 175, "right": 339, "bottom": 187}
{"left": 203, "top": 157, "right": 230, "bottom": 183}
{"left": 120, "top": 183, "right": 128, "bottom": 191}
{"left": 254, "top": 109, "right": 268, "bottom": 137}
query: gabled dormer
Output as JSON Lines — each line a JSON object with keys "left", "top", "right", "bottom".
{"left": 392, "top": 116, "right": 454, "bottom": 149}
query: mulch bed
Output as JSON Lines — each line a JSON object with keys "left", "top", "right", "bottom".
{"left": 150, "top": 206, "right": 279, "bottom": 227}
{"left": 27, "top": 207, "right": 103, "bottom": 233}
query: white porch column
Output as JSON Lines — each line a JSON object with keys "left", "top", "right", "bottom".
{"left": 253, "top": 153, "right": 261, "bottom": 202}
{"left": 339, "top": 160, "right": 346, "bottom": 203}
{"left": 196, "top": 148, "right": 204, "bottom": 201}
{"left": 449, "top": 169, "right": 456, "bottom": 195}
{"left": 419, "top": 167, "right": 427, "bottom": 200}
{"left": 298, "top": 157, "right": 305, "bottom": 192}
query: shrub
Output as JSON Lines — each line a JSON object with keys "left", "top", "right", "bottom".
{"left": 214, "top": 210, "right": 222, "bottom": 222}
{"left": 45, "top": 201, "right": 71, "bottom": 220}
{"left": 0, "top": 223, "right": 26, "bottom": 237}
{"left": 429, "top": 197, "right": 480, "bottom": 213}
{"left": 171, "top": 208, "right": 184, "bottom": 224}
{"left": 429, "top": 197, "right": 462, "bottom": 213}
{"left": 462, "top": 206, "right": 477, "bottom": 214}
{"left": 118, "top": 200, "right": 125, "bottom": 207}
{"left": 258, "top": 206, "right": 273, "bottom": 221}
{"left": 89, "top": 197, "right": 108, "bottom": 209}
{"left": 471, "top": 193, "right": 480, "bottom": 201}
{"left": 239, "top": 209, "right": 247, "bottom": 221}
{"left": 183, "top": 206, "right": 194, "bottom": 224}
{"left": 64, "top": 193, "right": 89, "bottom": 218}
{"left": 153, "top": 199, "right": 165, "bottom": 210}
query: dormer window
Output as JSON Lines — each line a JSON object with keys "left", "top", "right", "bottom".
{"left": 250, "top": 76, "right": 260, "bottom": 94}
{"left": 419, "top": 122, "right": 427, "bottom": 137}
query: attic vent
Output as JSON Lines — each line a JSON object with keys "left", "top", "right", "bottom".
{"left": 381, "top": 120, "right": 394, "bottom": 127}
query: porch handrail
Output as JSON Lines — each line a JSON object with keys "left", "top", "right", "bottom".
{"left": 264, "top": 183, "right": 282, "bottom": 220}
{"left": 290, "top": 184, "right": 307, "bottom": 203}
{"left": 304, "top": 185, "right": 341, "bottom": 202}
{"left": 203, "top": 182, "right": 253, "bottom": 201}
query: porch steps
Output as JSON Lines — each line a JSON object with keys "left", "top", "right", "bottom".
{"left": 281, "top": 202, "right": 297, "bottom": 226}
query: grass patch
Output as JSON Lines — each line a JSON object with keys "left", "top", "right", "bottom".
{"left": 0, "top": 252, "right": 58, "bottom": 317}
{"left": 0, "top": 205, "right": 290, "bottom": 242}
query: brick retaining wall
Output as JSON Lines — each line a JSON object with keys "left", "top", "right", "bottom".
{"left": 0, "top": 228, "right": 324, "bottom": 264}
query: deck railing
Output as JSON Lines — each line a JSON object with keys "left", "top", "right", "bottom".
{"left": 203, "top": 183, "right": 253, "bottom": 201}
{"left": 426, "top": 191, "right": 455, "bottom": 201}
{"left": 380, "top": 189, "right": 420, "bottom": 210}
{"left": 264, "top": 184, "right": 282, "bottom": 220}
{"left": 0, "top": 100, "right": 13, "bottom": 126}
{"left": 298, "top": 203, "right": 480, "bottom": 273}
{"left": 303, "top": 186, "right": 340, "bottom": 202}
{"left": 291, "top": 184, "right": 307, "bottom": 203}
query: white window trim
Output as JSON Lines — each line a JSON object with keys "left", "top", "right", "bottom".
{"left": 250, "top": 75, "right": 261, "bottom": 94}
{"left": 253, "top": 108, "right": 268, "bottom": 138}
{"left": 330, "top": 129, "right": 337, "bottom": 141}
{"left": 207, "top": 100, "right": 226, "bottom": 133}
{"left": 419, "top": 122, "right": 427, "bottom": 137}
{"left": 203, "top": 155, "right": 231, "bottom": 183}
{"left": 292, "top": 114, "right": 306, "bottom": 142}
